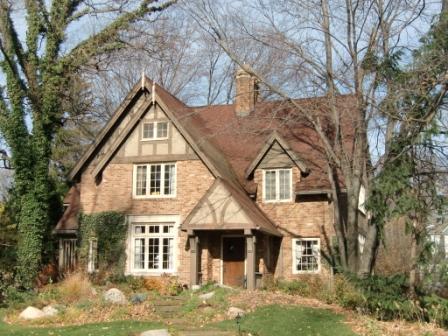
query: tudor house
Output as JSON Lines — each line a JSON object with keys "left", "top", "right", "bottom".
{"left": 54, "top": 68, "right": 356, "bottom": 289}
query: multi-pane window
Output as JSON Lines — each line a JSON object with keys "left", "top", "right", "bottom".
{"left": 132, "top": 223, "right": 175, "bottom": 272}
{"left": 263, "top": 169, "right": 292, "bottom": 202}
{"left": 134, "top": 163, "right": 176, "bottom": 197}
{"left": 142, "top": 122, "right": 169, "bottom": 140}
{"left": 293, "top": 238, "right": 320, "bottom": 273}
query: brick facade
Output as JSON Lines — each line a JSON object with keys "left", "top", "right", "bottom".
{"left": 78, "top": 152, "right": 335, "bottom": 285}
{"left": 254, "top": 167, "right": 335, "bottom": 280}
{"left": 79, "top": 159, "right": 214, "bottom": 284}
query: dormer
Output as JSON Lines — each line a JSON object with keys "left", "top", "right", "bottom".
{"left": 245, "top": 132, "right": 309, "bottom": 203}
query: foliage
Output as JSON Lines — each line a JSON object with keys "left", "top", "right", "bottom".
{"left": 276, "top": 279, "right": 309, "bottom": 296}
{"left": 0, "top": 0, "right": 175, "bottom": 289}
{"left": 421, "top": 295, "right": 448, "bottom": 328}
{"left": 333, "top": 275, "right": 366, "bottom": 310}
{"left": 56, "top": 273, "right": 94, "bottom": 303}
{"left": 78, "top": 212, "right": 127, "bottom": 280}
{"left": 267, "top": 273, "right": 448, "bottom": 328}
{"left": 367, "top": 9, "right": 448, "bottom": 269}
{"left": 143, "top": 275, "right": 182, "bottom": 296}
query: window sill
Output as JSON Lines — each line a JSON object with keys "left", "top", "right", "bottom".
{"left": 140, "top": 138, "right": 169, "bottom": 142}
{"left": 263, "top": 199, "right": 294, "bottom": 204}
{"left": 129, "top": 270, "right": 177, "bottom": 276}
{"left": 133, "top": 195, "right": 176, "bottom": 200}
{"left": 292, "top": 270, "right": 321, "bottom": 275}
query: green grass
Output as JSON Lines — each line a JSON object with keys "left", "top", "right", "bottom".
{"left": 0, "top": 320, "right": 164, "bottom": 336}
{"left": 215, "top": 305, "right": 357, "bottom": 336}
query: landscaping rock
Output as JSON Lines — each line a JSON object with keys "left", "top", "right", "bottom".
{"left": 198, "top": 291, "right": 214, "bottom": 300}
{"left": 131, "top": 292, "right": 148, "bottom": 304}
{"left": 140, "top": 329, "right": 171, "bottom": 336}
{"left": 227, "top": 306, "right": 245, "bottom": 319}
{"left": 191, "top": 285, "right": 201, "bottom": 291}
{"left": 103, "top": 288, "right": 127, "bottom": 304}
{"left": 19, "top": 306, "right": 46, "bottom": 320}
{"left": 42, "top": 305, "right": 59, "bottom": 317}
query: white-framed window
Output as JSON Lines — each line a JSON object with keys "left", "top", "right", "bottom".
{"left": 131, "top": 222, "right": 176, "bottom": 273}
{"left": 133, "top": 163, "right": 176, "bottom": 198}
{"left": 87, "top": 238, "right": 98, "bottom": 273}
{"left": 292, "top": 238, "right": 321, "bottom": 273}
{"left": 142, "top": 121, "right": 169, "bottom": 140}
{"left": 263, "top": 168, "right": 292, "bottom": 202}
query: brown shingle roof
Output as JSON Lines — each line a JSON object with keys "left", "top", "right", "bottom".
{"left": 54, "top": 186, "right": 80, "bottom": 234}
{"left": 62, "top": 77, "right": 355, "bottom": 236}
{"left": 171, "top": 95, "right": 355, "bottom": 194}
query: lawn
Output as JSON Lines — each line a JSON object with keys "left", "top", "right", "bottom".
{"left": 215, "top": 305, "right": 357, "bottom": 336}
{"left": 0, "top": 304, "right": 356, "bottom": 336}
{"left": 0, "top": 319, "right": 164, "bottom": 336}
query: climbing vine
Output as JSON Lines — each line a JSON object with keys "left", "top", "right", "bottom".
{"left": 78, "top": 212, "right": 127, "bottom": 279}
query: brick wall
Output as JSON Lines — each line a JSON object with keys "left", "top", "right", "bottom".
{"left": 254, "top": 167, "right": 335, "bottom": 280}
{"left": 79, "top": 156, "right": 336, "bottom": 284}
{"left": 79, "top": 159, "right": 215, "bottom": 284}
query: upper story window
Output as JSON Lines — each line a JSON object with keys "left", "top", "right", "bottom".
{"left": 263, "top": 168, "right": 292, "bottom": 202}
{"left": 133, "top": 163, "right": 176, "bottom": 198}
{"left": 142, "top": 121, "right": 169, "bottom": 140}
{"left": 293, "top": 238, "right": 321, "bottom": 273}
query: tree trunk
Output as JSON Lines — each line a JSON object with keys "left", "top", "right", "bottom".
{"left": 409, "top": 218, "right": 418, "bottom": 297}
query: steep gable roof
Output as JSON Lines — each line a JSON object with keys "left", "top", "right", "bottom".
{"left": 183, "top": 178, "right": 280, "bottom": 236}
{"left": 70, "top": 76, "right": 353, "bottom": 196}
{"left": 244, "top": 131, "right": 309, "bottom": 179}
{"left": 69, "top": 76, "right": 240, "bottom": 186}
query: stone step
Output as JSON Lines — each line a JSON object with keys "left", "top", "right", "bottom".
{"left": 155, "top": 305, "right": 181, "bottom": 313}
{"left": 177, "top": 330, "right": 235, "bottom": 336}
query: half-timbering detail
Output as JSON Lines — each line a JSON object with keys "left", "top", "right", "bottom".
{"left": 54, "top": 67, "right": 359, "bottom": 288}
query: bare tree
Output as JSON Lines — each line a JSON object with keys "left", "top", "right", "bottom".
{"left": 183, "top": 0, "right": 447, "bottom": 275}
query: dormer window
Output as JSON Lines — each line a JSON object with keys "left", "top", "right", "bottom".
{"left": 263, "top": 168, "right": 292, "bottom": 202}
{"left": 142, "top": 121, "right": 168, "bottom": 140}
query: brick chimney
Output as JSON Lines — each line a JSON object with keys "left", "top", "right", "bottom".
{"left": 235, "top": 67, "right": 258, "bottom": 117}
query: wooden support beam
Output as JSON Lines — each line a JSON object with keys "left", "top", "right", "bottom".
{"left": 246, "top": 234, "right": 256, "bottom": 290}
{"left": 189, "top": 235, "right": 200, "bottom": 287}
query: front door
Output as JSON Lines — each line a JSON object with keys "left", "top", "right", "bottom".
{"left": 222, "top": 237, "right": 245, "bottom": 287}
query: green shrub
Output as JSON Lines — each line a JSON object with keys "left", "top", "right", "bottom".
{"left": 422, "top": 295, "right": 448, "bottom": 328}
{"left": 333, "top": 275, "right": 365, "bottom": 310}
{"left": 277, "top": 279, "right": 310, "bottom": 296}
{"left": 2, "top": 286, "right": 37, "bottom": 309}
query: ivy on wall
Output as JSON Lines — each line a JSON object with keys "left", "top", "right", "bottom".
{"left": 78, "top": 212, "right": 127, "bottom": 278}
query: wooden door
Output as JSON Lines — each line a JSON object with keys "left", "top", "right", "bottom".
{"left": 222, "top": 237, "right": 245, "bottom": 287}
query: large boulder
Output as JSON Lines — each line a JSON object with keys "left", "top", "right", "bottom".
{"left": 19, "top": 306, "right": 46, "bottom": 320}
{"left": 42, "top": 305, "right": 59, "bottom": 317}
{"left": 227, "top": 306, "right": 245, "bottom": 319}
{"left": 199, "top": 291, "right": 215, "bottom": 300}
{"left": 103, "top": 288, "right": 127, "bottom": 305}
{"left": 140, "top": 329, "right": 171, "bottom": 336}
